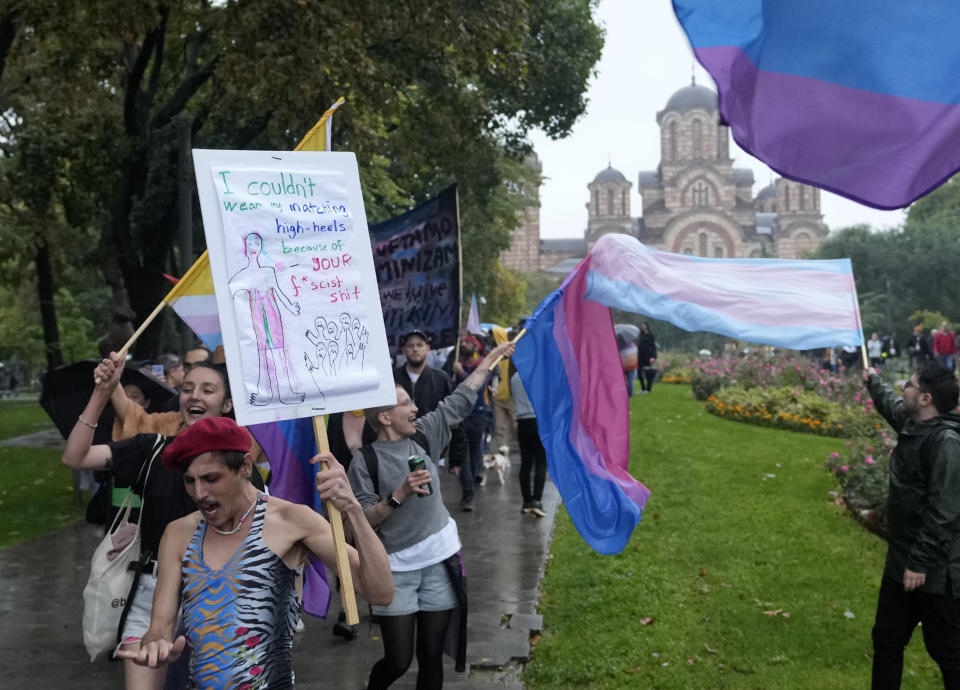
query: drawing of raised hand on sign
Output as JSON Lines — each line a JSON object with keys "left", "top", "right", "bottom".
{"left": 229, "top": 232, "right": 305, "bottom": 406}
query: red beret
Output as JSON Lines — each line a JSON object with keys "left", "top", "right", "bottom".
{"left": 162, "top": 416, "right": 252, "bottom": 471}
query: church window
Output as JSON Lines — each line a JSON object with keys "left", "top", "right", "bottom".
{"left": 592, "top": 189, "right": 598, "bottom": 214}
{"left": 669, "top": 122, "right": 677, "bottom": 160}
{"left": 799, "top": 188, "right": 806, "bottom": 210}
{"left": 683, "top": 247, "right": 693, "bottom": 255}
{"left": 607, "top": 189, "right": 614, "bottom": 216}
{"left": 621, "top": 189, "right": 628, "bottom": 216}
{"left": 698, "top": 233, "right": 708, "bottom": 257}
{"left": 692, "top": 181, "right": 710, "bottom": 206}
{"left": 692, "top": 120, "right": 702, "bottom": 158}
{"left": 714, "top": 246, "right": 724, "bottom": 258}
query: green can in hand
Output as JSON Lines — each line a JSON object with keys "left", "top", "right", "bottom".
{"left": 407, "top": 455, "right": 433, "bottom": 496}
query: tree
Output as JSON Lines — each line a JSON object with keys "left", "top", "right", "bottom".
{"left": 1, "top": 0, "right": 604, "bottom": 358}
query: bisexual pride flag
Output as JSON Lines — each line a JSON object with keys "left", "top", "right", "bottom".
{"left": 247, "top": 420, "right": 331, "bottom": 617}
{"left": 516, "top": 233, "right": 863, "bottom": 554}
{"left": 673, "top": 1, "right": 960, "bottom": 209}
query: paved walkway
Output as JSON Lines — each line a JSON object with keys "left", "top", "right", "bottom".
{"left": 0, "top": 460, "right": 557, "bottom": 689}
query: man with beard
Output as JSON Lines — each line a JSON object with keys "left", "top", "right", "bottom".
{"left": 393, "top": 329, "right": 454, "bottom": 418}
{"left": 863, "top": 361, "right": 960, "bottom": 688}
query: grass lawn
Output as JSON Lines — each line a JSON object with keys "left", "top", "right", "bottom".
{"left": 524, "top": 384, "right": 941, "bottom": 689}
{"left": 0, "top": 399, "right": 86, "bottom": 550}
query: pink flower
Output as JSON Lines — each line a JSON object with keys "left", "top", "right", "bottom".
{"left": 235, "top": 627, "right": 249, "bottom": 637}
{"left": 840, "top": 465, "right": 850, "bottom": 473}
{"left": 250, "top": 666, "right": 263, "bottom": 676}
{"left": 867, "top": 446, "right": 873, "bottom": 452}
{"left": 831, "top": 452, "right": 839, "bottom": 458}
{"left": 245, "top": 635, "right": 261, "bottom": 648}
{"left": 865, "top": 457, "right": 875, "bottom": 465}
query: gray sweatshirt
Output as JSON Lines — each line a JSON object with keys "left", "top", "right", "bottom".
{"left": 347, "top": 382, "right": 476, "bottom": 553}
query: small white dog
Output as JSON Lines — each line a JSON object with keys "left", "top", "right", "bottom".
{"left": 479, "top": 445, "right": 511, "bottom": 485}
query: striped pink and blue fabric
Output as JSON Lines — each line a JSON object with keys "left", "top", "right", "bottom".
{"left": 673, "top": 0, "right": 960, "bottom": 209}
{"left": 587, "top": 234, "right": 864, "bottom": 350}
{"left": 515, "top": 233, "right": 863, "bottom": 554}
{"left": 514, "top": 254, "right": 651, "bottom": 555}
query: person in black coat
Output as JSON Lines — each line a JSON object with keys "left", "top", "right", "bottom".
{"left": 636, "top": 322, "right": 658, "bottom": 394}
{"left": 393, "top": 329, "right": 455, "bottom": 416}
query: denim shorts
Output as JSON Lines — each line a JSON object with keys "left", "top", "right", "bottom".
{"left": 120, "top": 572, "right": 157, "bottom": 644}
{"left": 371, "top": 561, "right": 456, "bottom": 616}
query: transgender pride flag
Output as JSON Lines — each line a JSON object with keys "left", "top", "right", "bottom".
{"left": 673, "top": 1, "right": 960, "bottom": 209}
{"left": 515, "top": 234, "right": 863, "bottom": 554}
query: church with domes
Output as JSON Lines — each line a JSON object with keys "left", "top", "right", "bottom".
{"left": 500, "top": 82, "right": 830, "bottom": 274}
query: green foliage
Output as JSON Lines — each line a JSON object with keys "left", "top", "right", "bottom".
{"left": 0, "top": 400, "right": 82, "bottom": 550}
{"left": 515, "top": 270, "right": 562, "bottom": 317}
{"left": 705, "top": 386, "right": 879, "bottom": 438}
{"left": 525, "top": 386, "right": 941, "bottom": 689}
{"left": 909, "top": 309, "right": 950, "bottom": 331}
{"left": 0, "top": 0, "right": 604, "bottom": 358}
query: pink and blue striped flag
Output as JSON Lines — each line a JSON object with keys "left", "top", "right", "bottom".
{"left": 513, "top": 255, "right": 651, "bottom": 555}
{"left": 514, "top": 233, "right": 863, "bottom": 553}
{"left": 587, "top": 234, "right": 864, "bottom": 350}
{"left": 466, "top": 294, "right": 482, "bottom": 336}
{"left": 673, "top": 0, "right": 960, "bottom": 209}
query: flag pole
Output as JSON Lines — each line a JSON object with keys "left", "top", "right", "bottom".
{"left": 848, "top": 269, "right": 870, "bottom": 370}
{"left": 94, "top": 251, "right": 213, "bottom": 383}
{"left": 312, "top": 416, "right": 359, "bottom": 625}
{"left": 454, "top": 185, "right": 463, "bottom": 364}
{"left": 487, "top": 328, "right": 526, "bottom": 371}
{"left": 299, "top": 97, "right": 358, "bottom": 625}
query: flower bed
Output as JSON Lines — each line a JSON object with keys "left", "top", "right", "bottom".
{"left": 704, "top": 386, "right": 882, "bottom": 437}
{"left": 688, "top": 354, "right": 895, "bottom": 534}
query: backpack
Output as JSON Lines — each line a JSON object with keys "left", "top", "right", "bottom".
{"left": 359, "top": 429, "right": 432, "bottom": 496}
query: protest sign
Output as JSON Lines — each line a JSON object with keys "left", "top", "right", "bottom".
{"left": 370, "top": 185, "right": 460, "bottom": 353}
{"left": 193, "top": 150, "right": 395, "bottom": 426}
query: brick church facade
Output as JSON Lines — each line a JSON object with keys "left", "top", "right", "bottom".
{"left": 500, "top": 82, "right": 829, "bottom": 274}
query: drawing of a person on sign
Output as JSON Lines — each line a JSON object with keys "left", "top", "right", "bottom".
{"left": 229, "top": 232, "right": 305, "bottom": 406}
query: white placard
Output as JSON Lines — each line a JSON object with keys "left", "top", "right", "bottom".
{"left": 193, "top": 149, "right": 396, "bottom": 426}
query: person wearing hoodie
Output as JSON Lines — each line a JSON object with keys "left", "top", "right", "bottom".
{"left": 862, "top": 361, "right": 960, "bottom": 689}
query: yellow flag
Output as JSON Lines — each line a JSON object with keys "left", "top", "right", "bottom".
{"left": 295, "top": 97, "right": 345, "bottom": 152}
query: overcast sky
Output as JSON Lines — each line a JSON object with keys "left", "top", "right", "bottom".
{"left": 528, "top": 0, "right": 907, "bottom": 240}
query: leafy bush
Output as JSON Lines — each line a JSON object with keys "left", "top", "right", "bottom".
{"left": 824, "top": 434, "right": 895, "bottom": 535}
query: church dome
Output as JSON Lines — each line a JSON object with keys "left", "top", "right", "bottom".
{"left": 592, "top": 165, "right": 628, "bottom": 185}
{"left": 756, "top": 183, "right": 776, "bottom": 200}
{"left": 663, "top": 83, "right": 718, "bottom": 113}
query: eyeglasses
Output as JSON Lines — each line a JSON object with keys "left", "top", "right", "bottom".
{"left": 903, "top": 380, "right": 929, "bottom": 394}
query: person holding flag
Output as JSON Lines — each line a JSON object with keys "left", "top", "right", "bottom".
{"left": 349, "top": 340, "right": 515, "bottom": 689}
{"left": 62, "top": 355, "right": 265, "bottom": 690}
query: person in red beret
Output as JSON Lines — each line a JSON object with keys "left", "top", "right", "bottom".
{"left": 63, "top": 359, "right": 266, "bottom": 690}
{"left": 117, "top": 416, "right": 393, "bottom": 688}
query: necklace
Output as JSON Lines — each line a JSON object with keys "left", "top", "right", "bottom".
{"left": 212, "top": 494, "right": 259, "bottom": 536}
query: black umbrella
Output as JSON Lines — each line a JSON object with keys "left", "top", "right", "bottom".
{"left": 614, "top": 323, "right": 640, "bottom": 348}
{"left": 40, "top": 360, "right": 178, "bottom": 441}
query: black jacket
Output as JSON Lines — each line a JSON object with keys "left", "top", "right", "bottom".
{"left": 394, "top": 364, "right": 454, "bottom": 417}
{"left": 867, "top": 374, "right": 960, "bottom": 595}
{"left": 637, "top": 332, "right": 657, "bottom": 367}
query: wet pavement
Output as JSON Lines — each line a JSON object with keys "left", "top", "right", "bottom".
{"left": 0, "top": 459, "right": 557, "bottom": 689}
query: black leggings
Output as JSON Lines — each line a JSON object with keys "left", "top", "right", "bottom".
{"left": 367, "top": 609, "right": 452, "bottom": 690}
{"left": 517, "top": 418, "right": 547, "bottom": 503}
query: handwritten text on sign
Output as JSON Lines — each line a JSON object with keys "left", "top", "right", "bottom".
{"left": 213, "top": 167, "right": 379, "bottom": 416}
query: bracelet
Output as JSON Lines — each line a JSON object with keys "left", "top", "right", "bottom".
{"left": 77, "top": 415, "right": 98, "bottom": 430}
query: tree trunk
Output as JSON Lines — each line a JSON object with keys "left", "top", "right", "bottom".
{"left": 35, "top": 239, "right": 64, "bottom": 370}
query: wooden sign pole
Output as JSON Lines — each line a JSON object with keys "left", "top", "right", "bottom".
{"left": 311, "top": 415, "right": 359, "bottom": 625}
